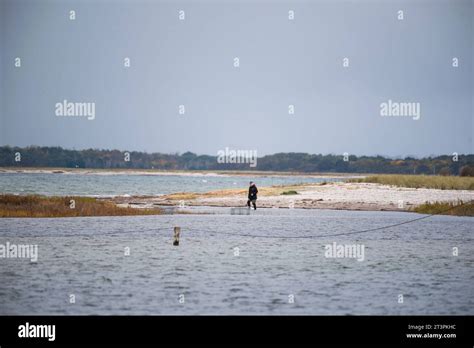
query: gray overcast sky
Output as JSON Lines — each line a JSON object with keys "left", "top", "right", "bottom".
{"left": 0, "top": 0, "right": 473, "bottom": 157}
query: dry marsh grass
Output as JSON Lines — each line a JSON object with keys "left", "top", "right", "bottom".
{"left": 0, "top": 195, "right": 162, "bottom": 218}
{"left": 349, "top": 175, "right": 474, "bottom": 190}
{"left": 412, "top": 200, "right": 474, "bottom": 216}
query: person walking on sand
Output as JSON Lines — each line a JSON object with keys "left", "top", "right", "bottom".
{"left": 247, "top": 181, "right": 258, "bottom": 210}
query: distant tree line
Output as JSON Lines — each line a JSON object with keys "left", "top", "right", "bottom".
{"left": 1, "top": 146, "right": 473, "bottom": 176}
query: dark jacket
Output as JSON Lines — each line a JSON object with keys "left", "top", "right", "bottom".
{"left": 248, "top": 184, "right": 258, "bottom": 200}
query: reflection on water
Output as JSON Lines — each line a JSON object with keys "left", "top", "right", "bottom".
{"left": 0, "top": 209, "right": 472, "bottom": 315}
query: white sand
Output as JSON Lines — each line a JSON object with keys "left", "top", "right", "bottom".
{"left": 113, "top": 182, "right": 474, "bottom": 212}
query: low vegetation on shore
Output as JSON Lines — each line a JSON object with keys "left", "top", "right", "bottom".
{"left": 0, "top": 195, "right": 162, "bottom": 218}
{"left": 349, "top": 175, "right": 474, "bottom": 190}
{"left": 412, "top": 201, "right": 474, "bottom": 216}
{"left": 281, "top": 190, "right": 298, "bottom": 195}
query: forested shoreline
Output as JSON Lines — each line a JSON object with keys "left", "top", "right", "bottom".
{"left": 1, "top": 146, "right": 473, "bottom": 176}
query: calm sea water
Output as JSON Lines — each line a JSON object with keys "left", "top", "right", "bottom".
{"left": 0, "top": 209, "right": 472, "bottom": 315}
{"left": 0, "top": 172, "right": 340, "bottom": 196}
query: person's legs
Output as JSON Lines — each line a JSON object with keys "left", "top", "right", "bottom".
{"left": 247, "top": 199, "right": 251, "bottom": 208}
{"left": 252, "top": 200, "right": 257, "bottom": 210}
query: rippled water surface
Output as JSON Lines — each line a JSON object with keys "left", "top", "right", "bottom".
{"left": 0, "top": 209, "right": 472, "bottom": 315}
{"left": 0, "top": 172, "right": 339, "bottom": 196}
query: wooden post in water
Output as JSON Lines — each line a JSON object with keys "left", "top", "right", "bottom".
{"left": 173, "top": 226, "right": 181, "bottom": 246}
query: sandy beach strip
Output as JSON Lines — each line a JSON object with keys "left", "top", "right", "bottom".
{"left": 110, "top": 182, "right": 474, "bottom": 212}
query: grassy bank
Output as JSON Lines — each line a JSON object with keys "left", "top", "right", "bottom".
{"left": 0, "top": 195, "right": 161, "bottom": 218}
{"left": 412, "top": 201, "right": 474, "bottom": 216}
{"left": 349, "top": 175, "right": 474, "bottom": 190}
